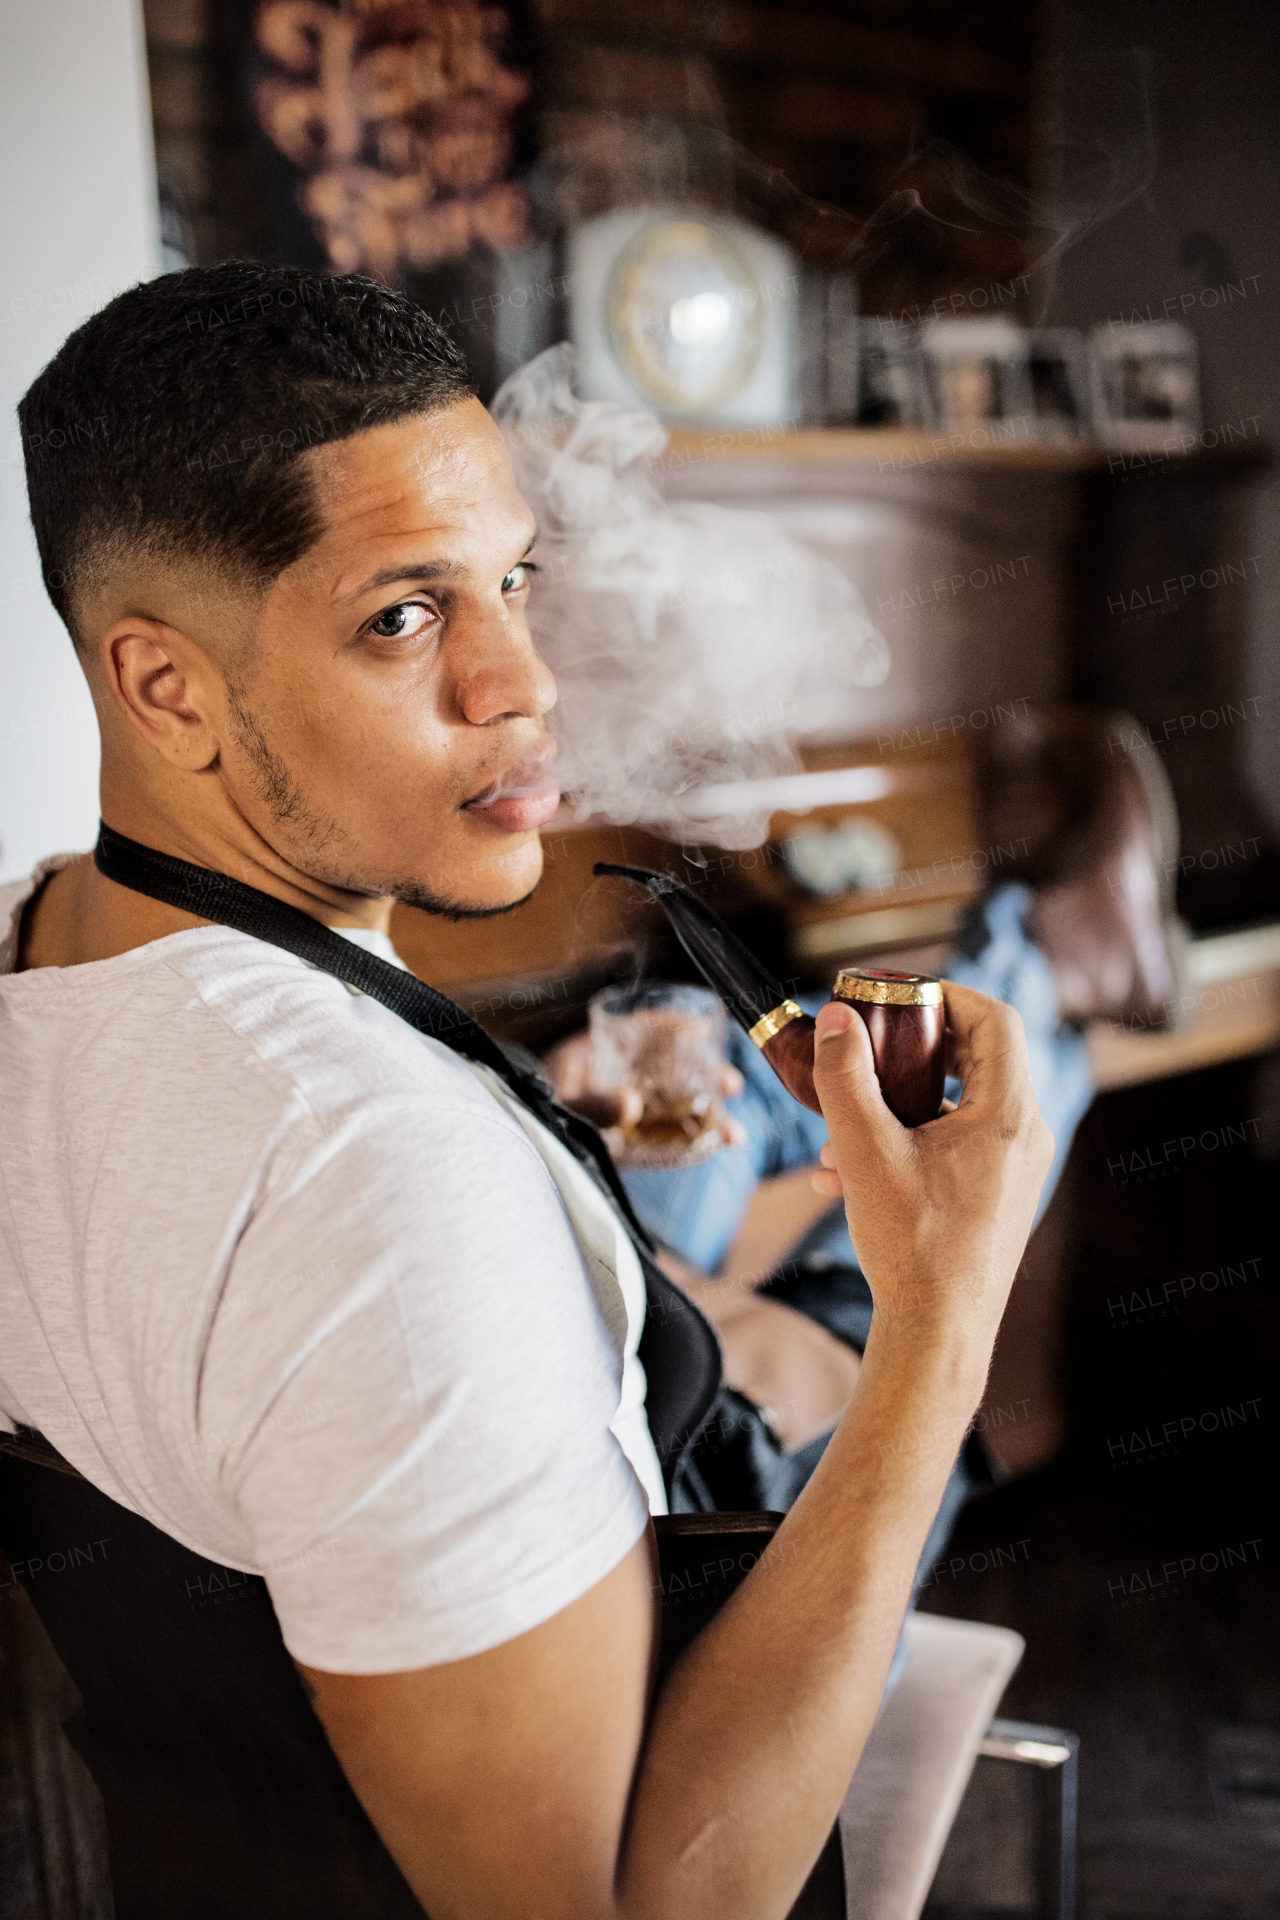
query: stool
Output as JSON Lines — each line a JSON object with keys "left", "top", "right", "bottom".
{"left": 838, "top": 1614, "right": 1030, "bottom": 1919}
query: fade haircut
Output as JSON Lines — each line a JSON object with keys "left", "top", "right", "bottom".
{"left": 19, "top": 261, "right": 474, "bottom": 649}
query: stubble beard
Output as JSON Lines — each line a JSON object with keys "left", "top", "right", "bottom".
{"left": 225, "top": 681, "right": 537, "bottom": 921}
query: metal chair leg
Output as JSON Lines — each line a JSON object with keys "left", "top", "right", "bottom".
{"left": 978, "top": 1718, "right": 1079, "bottom": 1920}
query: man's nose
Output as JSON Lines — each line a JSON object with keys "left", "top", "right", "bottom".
{"left": 456, "top": 616, "right": 557, "bottom": 727}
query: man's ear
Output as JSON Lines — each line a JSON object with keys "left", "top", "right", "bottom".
{"left": 98, "top": 618, "right": 225, "bottom": 771}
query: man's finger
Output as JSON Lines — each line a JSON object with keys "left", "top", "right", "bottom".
{"left": 562, "top": 1088, "right": 640, "bottom": 1131}
{"left": 938, "top": 981, "right": 1033, "bottom": 1114}
{"left": 809, "top": 1000, "right": 898, "bottom": 1145}
{"left": 542, "top": 1031, "right": 592, "bottom": 1102}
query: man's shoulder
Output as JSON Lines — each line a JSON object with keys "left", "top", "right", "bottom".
{"left": 3, "top": 897, "right": 531, "bottom": 1177}
{"left": 0, "top": 853, "right": 80, "bottom": 971}
{"left": 150, "top": 929, "right": 541, "bottom": 1181}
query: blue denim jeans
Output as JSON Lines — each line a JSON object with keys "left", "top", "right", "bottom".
{"left": 622, "top": 885, "right": 1094, "bottom": 1675}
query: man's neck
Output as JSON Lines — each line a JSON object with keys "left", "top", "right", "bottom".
{"left": 16, "top": 839, "right": 393, "bottom": 973}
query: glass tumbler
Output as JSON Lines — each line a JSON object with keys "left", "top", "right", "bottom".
{"left": 588, "top": 982, "right": 728, "bottom": 1169}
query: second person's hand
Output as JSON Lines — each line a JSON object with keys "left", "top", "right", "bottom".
{"left": 541, "top": 1027, "right": 746, "bottom": 1151}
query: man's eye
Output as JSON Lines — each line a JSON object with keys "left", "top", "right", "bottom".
{"left": 368, "top": 602, "right": 431, "bottom": 640}
{"left": 502, "top": 563, "right": 534, "bottom": 594}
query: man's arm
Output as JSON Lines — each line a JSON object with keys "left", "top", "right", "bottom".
{"left": 301, "top": 985, "right": 1054, "bottom": 1920}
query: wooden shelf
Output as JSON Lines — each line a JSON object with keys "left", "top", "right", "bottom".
{"left": 1086, "top": 923, "right": 1280, "bottom": 1092}
{"left": 653, "top": 424, "right": 1271, "bottom": 474}
{"left": 791, "top": 897, "right": 970, "bottom": 961}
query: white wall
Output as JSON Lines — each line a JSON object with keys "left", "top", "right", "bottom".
{"left": 0, "top": 0, "right": 159, "bottom": 881}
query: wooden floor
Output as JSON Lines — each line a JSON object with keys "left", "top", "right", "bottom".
{"left": 920, "top": 1046, "right": 1280, "bottom": 1920}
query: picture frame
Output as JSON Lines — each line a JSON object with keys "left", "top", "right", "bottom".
{"left": 1025, "top": 328, "right": 1091, "bottom": 438}
{"left": 919, "top": 317, "right": 1032, "bottom": 435}
{"left": 853, "top": 318, "right": 930, "bottom": 428}
{"left": 815, "top": 270, "right": 859, "bottom": 425}
{"left": 1088, "top": 321, "right": 1201, "bottom": 447}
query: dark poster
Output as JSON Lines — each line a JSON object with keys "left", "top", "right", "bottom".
{"left": 228, "top": 0, "right": 554, "bottom": 395}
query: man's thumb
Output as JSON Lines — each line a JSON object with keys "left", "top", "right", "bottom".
{"left": 811, "top": 1000, "right": 886, "bottom": 1126}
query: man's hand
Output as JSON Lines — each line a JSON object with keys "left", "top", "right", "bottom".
{"left": 301, "top": 982, "right": 1053, "bottom": 1920}
{"left": 808, "top": 981, "right": 1055, "bottom": 1356}
{"left": 541, "top": 1027, "right": 745, "bottom": 1152}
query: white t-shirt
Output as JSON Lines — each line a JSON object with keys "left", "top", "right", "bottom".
{"left": 0, "top": 857, "right": 660, "bottom": 1673}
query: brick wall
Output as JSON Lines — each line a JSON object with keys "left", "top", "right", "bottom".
{"left": 142, "top": 0, "right": 1039, "bottom": 315}
{"left": 532, "top": 0, "right": 1040, "bottom": 311}
{"left": 144, "top": 0, "right": 273, "bottom": 266}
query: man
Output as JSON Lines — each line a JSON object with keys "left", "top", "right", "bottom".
{"left": 1, "top": 261, "right": 1052, "bottom": 1917}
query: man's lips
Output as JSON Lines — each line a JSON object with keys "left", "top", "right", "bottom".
{"left": 461, "top": 754, "right": 561, "bottom": 834}
{"left": 466, "top": 790, "right": 562, "bottom": 832}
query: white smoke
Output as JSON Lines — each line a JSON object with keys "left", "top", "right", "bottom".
{"left": 491, "top": 346, "right": 888, "bottom": 851}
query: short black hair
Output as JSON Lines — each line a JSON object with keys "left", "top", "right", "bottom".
{"left": 19, "top": 261, "right": 474, "bottom": 647}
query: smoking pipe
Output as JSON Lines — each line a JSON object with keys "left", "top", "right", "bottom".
{"left": 594, "top": 862, "right": 945, "bottom": 1127}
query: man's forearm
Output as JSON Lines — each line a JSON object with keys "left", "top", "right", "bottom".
{"left": 618, "top": 1320, "right": 990, "bottom": 1920}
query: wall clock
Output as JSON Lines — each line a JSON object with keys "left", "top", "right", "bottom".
{"left": 568, "top": 206, "right": 799, "bottom": 423}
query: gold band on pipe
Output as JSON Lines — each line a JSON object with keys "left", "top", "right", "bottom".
{"left": 833, "top": 971, "right": 943, "bottom": 1008}
{"left": 748, "top": 999, "right": 805, "bottom": 1048}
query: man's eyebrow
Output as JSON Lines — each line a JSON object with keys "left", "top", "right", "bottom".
{"left": 350, "top": 534, "right": 538, "bottom": 601}
{"left": 353, "top": 559, "right": 466, "bottom": 596}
